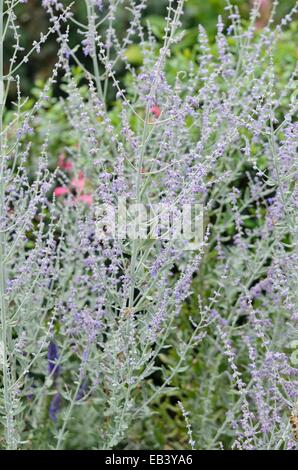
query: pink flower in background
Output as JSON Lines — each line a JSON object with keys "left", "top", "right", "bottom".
{"left": 76, "top": 194, "right": 93, "bottom": 206}
{"left": 54, "top": 186, "right": 69, "bottom": 197}
{"left": 150, "top": 105, "right": 161, "bottom": 119}
{"left": 54, "top": 169, "right": 92, "bottom": 205}
{"left": 58, "top": 153, "right": 73, "bottom": 171}
{"left": 250, "top": 0, "right": 271, "bottom": 29}
{"left": 71, "top": 171, "right": 85, "bottom": 193}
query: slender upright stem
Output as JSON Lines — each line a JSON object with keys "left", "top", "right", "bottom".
{"left": 56, "top": 379, "right": 82, "bottom": 450}
{"left": 86, "top": 0, "right": 105, "bottom": 106}
{"left": 0, "top": 0, "right": 15, "bottom": 450}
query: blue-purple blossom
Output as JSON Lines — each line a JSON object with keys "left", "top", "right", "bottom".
{"left": 49, "top": 393, "right": 61, "bottom": 423}
{"left": 47, "top": 341, "right": 61, "bottom": 379}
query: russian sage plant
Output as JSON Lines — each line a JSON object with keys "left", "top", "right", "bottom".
{"left": 0, "top": 0, "right": 297, "bottom": 450}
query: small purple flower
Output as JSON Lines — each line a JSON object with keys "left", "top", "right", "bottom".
{"left": 47, "top": 341, "right": 61, "bottom": 379}
{"left": 76, "top": 379, "right": 88, "bottom": 401}
{"left": 49, "top": 393, "right": 61, "bottom": 423}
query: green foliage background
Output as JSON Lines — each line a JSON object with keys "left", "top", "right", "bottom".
{"left": 6, "top": 1, "right": 297, "bottom": 97}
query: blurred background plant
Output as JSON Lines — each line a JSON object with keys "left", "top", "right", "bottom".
{"left": 5, "top": 0, "right": 298, "bottom": 171}
{"left": 6, "top": 0, "right": 297, "bottom": 99}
